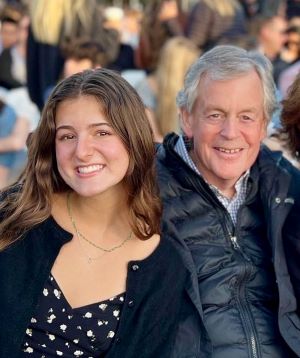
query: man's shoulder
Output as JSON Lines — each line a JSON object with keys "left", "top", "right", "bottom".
{"left": 155, "top": 133, "right": 180, "bottom": 174}
{"left": 259, "top": 145, "right": 300, "bottom": 177}
{"left": 258, "top": 145, "right": 300, "bottom": 196}
{"left": 156, "top": 134, "right": 195, "bottom": 200}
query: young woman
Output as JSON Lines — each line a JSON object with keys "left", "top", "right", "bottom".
{"left": 0, "top": 68, "right": 190, "bottom": 357}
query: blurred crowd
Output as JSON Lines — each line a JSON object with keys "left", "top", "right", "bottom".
{"left": 0, "top": 0, "right": 299, "bottom": 187}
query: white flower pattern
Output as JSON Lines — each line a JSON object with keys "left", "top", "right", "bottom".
{"left": 53, "top": 289, "right": 61, "bottom": 299}
{"left": 47, "top": 314, "right": 56, "bottom": 324}
{"left": 22, "top": 274, "right": 124, "bottom": 355}
{"left": 107, "top": 331, "right": 115, "bottom": 338}
{"left": 23, "top": 347, "right": 33, "bottom": 353}
{"left": 48, "top": 334, "right": 56, "bottom": 341}
{"left": 99, "top": 303, "right": 108, "bottom": 311}
{"left": 60, "top": 324, "right": 67, "bottom": 332}
{"left": 83, "top": 312, "right": 92, "bottom": 318}
{"left": 87, "top": 330, "right": 94, "bottom": 337}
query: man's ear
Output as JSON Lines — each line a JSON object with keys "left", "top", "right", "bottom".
{"left": 180, "top": 107, "right": 193, "bottom": 139}
{"left": 260, "top": 118, "right": 268, "bottom": 141}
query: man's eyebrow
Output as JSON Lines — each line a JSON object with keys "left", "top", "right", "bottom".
{"left": 202, "top": 106, "right": 226, "bottom": 113}
{"left": 203, "top": 106, "right": 260, "bottom": 113}
{"left": 238, "top": 108, "right": 260, "bottom": 113}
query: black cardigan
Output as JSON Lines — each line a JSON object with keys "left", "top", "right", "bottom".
{"left": 0, "top": 216, "right": 189, "bottom": 357}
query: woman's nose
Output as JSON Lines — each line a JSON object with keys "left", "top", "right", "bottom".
{"left": 75, "top": 136, "right": 94, "bottom": 159}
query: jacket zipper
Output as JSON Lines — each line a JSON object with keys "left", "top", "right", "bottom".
{"left": 230, "top": 235, "right": 251, "bottom": 262}
{"left": 234, "top": 263, "right": 259, "bottom": 358}
{"left": 191, "top": 176, "right": 261, "bottom": 358}
{"left": 223, "top": 214, "right": 260, "bottom": 358}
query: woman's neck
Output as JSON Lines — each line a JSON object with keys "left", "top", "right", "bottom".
{"left": 69, "top": 190, "right": 130, "bottom": 234}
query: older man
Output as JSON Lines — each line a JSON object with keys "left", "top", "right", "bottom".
{"left": 156, "top": 45, "right": 300, "bottom": 357}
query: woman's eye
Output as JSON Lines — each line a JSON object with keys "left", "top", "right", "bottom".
{"left": 96, "top": 131, "right": 110, "bottom": 136}
{"left": 59, "top": 134, "right": 75, "bottom": 140}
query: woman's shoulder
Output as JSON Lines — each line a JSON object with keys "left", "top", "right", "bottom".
{"left": 129, "top": 233, "right": 185, "bottom": 270}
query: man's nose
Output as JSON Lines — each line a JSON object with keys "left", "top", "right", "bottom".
{"left": 220, "top": 117, "right": 240, "bottom": 139}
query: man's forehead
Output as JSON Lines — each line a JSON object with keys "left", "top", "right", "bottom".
{"left": 197, "top": 70, "right": 263, "bottom": 92}
{"left": 194, "top": 71, "right": 265, "bottom": 111}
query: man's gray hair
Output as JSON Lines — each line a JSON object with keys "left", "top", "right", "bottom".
{"left": 177, "top": 45, "right": 277, "bottom": 121}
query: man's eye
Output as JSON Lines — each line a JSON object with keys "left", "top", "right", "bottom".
{"left": 210, "top": 114, "right": 220, "bottom": 118}
{"left": 241, "top": 115, "right": 253, "bottom": 121}
{"left": 205, "top": 113, "right": 223, "bottom": 122}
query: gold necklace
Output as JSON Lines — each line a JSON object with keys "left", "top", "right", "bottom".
{"left": 66, "top": 192, "right": 132, "bottom": 256}
{"left": 76, "top": 234, "right": 106, "bottom": 264}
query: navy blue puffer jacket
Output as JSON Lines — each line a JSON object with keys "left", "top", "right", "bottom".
{"left": 156, "top": 133, "right": 300, "bottom": 357}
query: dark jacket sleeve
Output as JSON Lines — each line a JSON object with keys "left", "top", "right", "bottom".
{"left": 0, "top": 49, "right": 23, "bottom": 89}
{"left": 26, "top": 27, "right": 42, "bottom": 109}
{"left": 26, "top": 27, "right": 64, "bottom": 111}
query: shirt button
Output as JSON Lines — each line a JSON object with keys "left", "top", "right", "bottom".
{"left": 275, "top": 197, "right": 281, "bottom": 204}
{"left": 131, "top": 264, "right": 139, "bottom": 271}
{"left": 128, "top": 300, "right": 135, "bottom": 307}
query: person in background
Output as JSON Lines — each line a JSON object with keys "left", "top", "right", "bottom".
{"left": 0, "top": 68, "right": 194, "bottom": 357}
{"left": 240, "top": 0, "right": 286, "bottom": 18}
{"left": 136, "top": 36, "right": 200, "bottom": 142}
{"left": 0, "top": 12, "right": 29, "bottom": 89}
{"left": 121, "top": 8, "right": 142, "bottom": 50}
{"left": 118, "top": 8, "right": 146, "bottom": 88}
{"left": 0, "top": 2, "right": 39, "bottom": 150}
{"left": 26, "top": 0, "right": 119, "bottom": 111}
{"left": 0, "top": 99, "right": 28, "bottom": 188}
{"left": 280, "top": 25, "right": 300, "bottom": 63}
{"left": 259, "top": 0, "right": 287, "bottom": 17}
{"left": 156, "top": 45, "right": 300, "bottom": 356}
{"left": 135, "top": 0, "right": 183, "bottom": 73}
{"left": 250, "top": 14, "right": 288, "bottom": 83}
{"left": 286, "top": 0, "right": 300, "bottom": 18}
{"left": 102, "top": 6, "right": 136, "bottom": 72}
{"left": 280, "top": 73, "right": 300, "bottom": 317}
{"left": 43, "top": 37, "right": 108, "bottom": 101}
{"left": 278, "top": 25, "right": 300, "bottom": 97}
{"left": 185, "top": 0, "right": 246, "bottom": 51}
{"left": 61, "top": 38, "right": 107, "bottom": 78}
{"left": 0, "top": 16, "right": 18, "bottom": 50}
{"left": 0, "top": 0, "right": 26, "bottom": 54}
{"left": 265, "top": 72, "right": 300, "bottom": 168}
